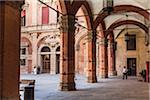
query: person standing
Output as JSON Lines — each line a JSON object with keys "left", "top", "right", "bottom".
{"left": 37, "top": 66, "right": 41, "bottom": 74}
{"left": 33, "top": 66, "right": 37, "bottom": 74}
{"left": 123, "top": 66, "right": 128, "bottom": 80}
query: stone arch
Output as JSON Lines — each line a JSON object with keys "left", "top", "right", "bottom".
{"left": 37, "top": 33, "right": 60, "bottom": 49}
{"left": 38, "top": 44, "right": 52, "bottom": 54}
{"left": 105, "top": 20, "right": 148, "bottom": 38}
{"left": 75, "top": 2, "right": 93, "bottom": 47}
{"left": 75, "top": 33, "right": 87, "bottom": 49}
{"left": 93, "top": 5, "right": 150, "bottom": 30}
{"left": 74, "top": 1, "right": 107, "bottom": 38}
{"left": 76, "top": 1, "right": 93, "bottom": 29}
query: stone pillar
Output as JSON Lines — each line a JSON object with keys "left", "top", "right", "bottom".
{"left": 96, "top": 40, "right": 99, "bottom": 76}
{"left": 59, "top": 15, "right": 76, "bottom": 91}
{"left": 75, "top": 44, "right": 80, "bottom": 74}
{"left": 31, "top": 33, "right": 38, "bottom": 69}
{"left": 0, "top": 1, "right": 24, "bottom": 100}
{"left": 50, "top": 50, "right": 56, "bottom": 74}
{"left": 108, "top": 38, "right": 115, "bottom": 76}
{"left": 87, "top": 31, "right": 97, "bottom": 83}
{"left": 99, "top": 38, "right": 108, "bottom": 78}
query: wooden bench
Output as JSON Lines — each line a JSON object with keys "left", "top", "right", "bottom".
{"left": 20, "top": 79, "right": 35, "bottom": 85}
{"left": 20, "top": 80, "right": 35, "bottom": 100}
{"left": 20, "top": 80, "right": 35, "bottom": 93}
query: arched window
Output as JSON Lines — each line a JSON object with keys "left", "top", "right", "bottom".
{"left": 41, "top": 46, "right": 51, "bottom": 52}
{"left": 56, "top": 46, "right": 60, "bottom": 52}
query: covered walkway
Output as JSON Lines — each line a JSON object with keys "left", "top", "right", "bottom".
{"left": 20, "top": 74, "right": 149, "bottom": 100}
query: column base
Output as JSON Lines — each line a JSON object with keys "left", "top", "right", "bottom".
{"left": 113, "top": 70, "right": 117, "bottom": 76}
{"left": 99, "top": 74, "right": 108, "bottom": 79}
{"left": 108, "top": 70, "right": 117, "bottom": 76}
{"left": 108, "top": 72, "right": 114, "bottom": 76}
{"left": 108, "top": 71, "right": 117, "bottom": 76}
{"left": 59, "top": 82, "right": 76, "bottom": 91}
{"left": 87, "top": 76, "right": 97, "bottom": 83}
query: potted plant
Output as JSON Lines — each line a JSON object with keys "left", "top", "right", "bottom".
{"left": 139, "top": 69, "right": 146, "bottom": 82}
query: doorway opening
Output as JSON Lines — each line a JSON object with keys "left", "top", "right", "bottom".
{"left": 127, "top": 58, "right": 136, "bottom": 76}
{"left": 56, "top": 46, "right": 60, "bottom": 74}
{"left": 41, "top": 46, "right": 51, "bottom": 73}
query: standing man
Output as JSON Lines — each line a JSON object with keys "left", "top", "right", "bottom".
{"left": 33, "top": 66, "right": 37, "bottom": 74}
{"left": 123, "top": 66, "right": 128, "bottom": 80}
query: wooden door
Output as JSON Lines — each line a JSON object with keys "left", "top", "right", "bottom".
{"left": 127, "top": 58, "right": 136, "bottom": 76}
{"left": 42, "top": 54, "right": 50, "bottom": 73}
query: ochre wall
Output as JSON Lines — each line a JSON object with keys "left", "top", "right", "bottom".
{"left": 115, "top": 29, "right": 149, "bottom": 76}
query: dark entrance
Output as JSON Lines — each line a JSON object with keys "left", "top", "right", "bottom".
{"left": 56, "top": 46, "right": 60, "bottom": 74}
{"left": 56, "top": 54, "right": 60, "bottom": 74}
{"left": 41, "top": 46, "right": 51, "bottom": 73}
{"left": 41, "top": 54, "right": 50, "bottom": 73}
{"left": 127, "top": 58, "right": 136, "bottom": 76}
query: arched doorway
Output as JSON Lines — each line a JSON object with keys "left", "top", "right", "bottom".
{"left": 41, "top": 46, "right": 51, "bottom": 73}
{"left": 56, "top": 46, "right": 60, "bottom": 74}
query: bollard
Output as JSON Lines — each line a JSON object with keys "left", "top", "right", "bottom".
{"left": 24, "top": 85, "right": 34, "bottom": 100}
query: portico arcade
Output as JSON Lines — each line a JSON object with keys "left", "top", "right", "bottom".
{"left": 0, "top": 0, "right": 150, "bottom": 99}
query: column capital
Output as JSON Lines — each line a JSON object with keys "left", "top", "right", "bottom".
{"left": 98, "top": 38, "right": 108, "bottom": 46}
{"left": 59, "top": 15, "right": 76, "bottom": 33}
{"left": 86, "top": 30, "right": 97, "bottom": 42}
{"left": 31, "top": 33, "right": 38, "bottom": 39}
{"left": 86, "top": 30, "right": 93, "bottom": 41}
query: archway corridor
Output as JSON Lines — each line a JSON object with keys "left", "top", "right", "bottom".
{"left": 0, "top": 0, "right": 150, "bottom": 100}
{"left": 20, "top": 74, "right": 149, "bottom": 100}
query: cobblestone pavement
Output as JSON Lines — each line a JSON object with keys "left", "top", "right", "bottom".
{"left": 20, "top": 74, "right": 149, "bottom": 100}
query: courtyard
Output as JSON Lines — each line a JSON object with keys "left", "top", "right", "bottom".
{"left": 20, "top": 74, "right": 149, "bottom": 100}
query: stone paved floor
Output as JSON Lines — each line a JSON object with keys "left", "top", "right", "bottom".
{"left": 20, "top": 74, "right": 149, "bottom": 100}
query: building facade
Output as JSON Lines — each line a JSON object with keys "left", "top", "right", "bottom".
{"left": 0, "top": 1, "right": 150, "bottom": 99}
{"left": 20, "top": 0, "right": 61, "bottom": 74}
{"left": 20, "top": 0, "right": 150, "bottom": 77}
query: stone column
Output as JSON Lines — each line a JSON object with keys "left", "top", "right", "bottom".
{"left": 75, "top": 44, "right": 80, "bottom": 74}
{"left": 0, "top": 1, "right": 24, "bottom": 100}
{"left": 31, "top": 33, "right": 38, "bottom": 69}
{"left": 50, "top": 50, "right": 56, "bottom": 74}
{"left": 87, "top": 30, "right": 97, "bottom": 83}
{"left": 108, "top": 38, "right": 115, "bottom": 76}
{"left": 96, "top": 40, "right": 99, "bottom": 76}
{"left": 99, "top": 38, "right": 108, "bottom": 78}
{"left": 59, "top": 15, "right": 76, "bottom": 91}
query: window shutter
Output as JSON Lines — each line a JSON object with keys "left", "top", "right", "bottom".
{"left": 42, "top": 7, "right": 49, "bottom": 24}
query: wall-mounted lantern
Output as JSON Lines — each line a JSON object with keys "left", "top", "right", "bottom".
{"left": 103, "top": 0, "right": 114, "bottom": 14}
{"left": 124, "top": 32, "right": 129, "bottom": 42}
